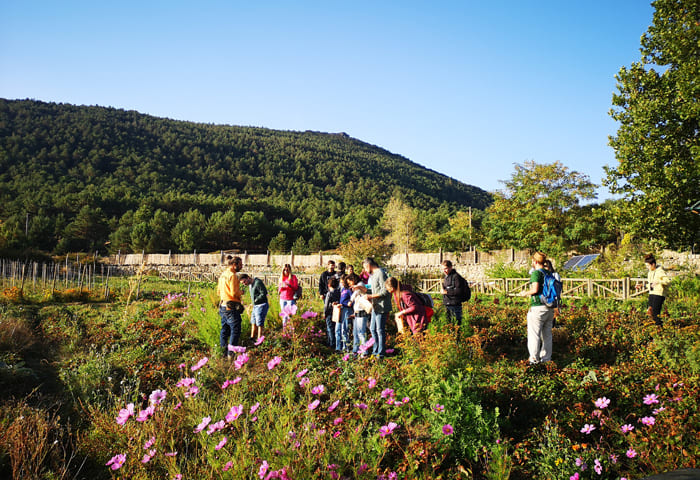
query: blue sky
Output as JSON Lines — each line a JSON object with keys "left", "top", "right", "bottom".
{"left": 0, "top": 1, "right": 654, "bottom": 200}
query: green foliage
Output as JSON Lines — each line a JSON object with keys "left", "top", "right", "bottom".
{"left": 336, "top": 235, "right": 393, "bottom": 268}
{"left": 483, "top": 161, "right": 597, "bottom": 256}
{"left": 605, "top": 0, "right": 700, "bottom": 249}
{"left": 0, "top": 99, "right": 492, "bottom": 255}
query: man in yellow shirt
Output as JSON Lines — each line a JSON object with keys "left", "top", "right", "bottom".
{"left": 218, "top": 255, "right": 243, "bottom": 356}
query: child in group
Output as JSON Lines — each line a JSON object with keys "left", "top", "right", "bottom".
{"left": 336, "top": 274, "right": 353, "bottom": 352}
{"left": 348, "top": 274, "right": 371, "bottom": 356}
{"left": 324, "top": 277, "right": 340, "bottom": 349}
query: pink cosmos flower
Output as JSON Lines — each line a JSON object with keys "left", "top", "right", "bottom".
{"left": 621, "top": 424, "right": 635, "bottom": 433}
{"left": 178, "top": 363, "right": 186, "bottom": 369}
{"left": 267, "top": 356, "right": 282, "bottom": 370}
{"left": 259, "top": 460, "right": 270, "bottom": 479}
{"left": 381, "top": 388, "right": 395, "bottom": 399}
{"left": 174, "top": 401, "right": 182, "bottom": 410}
{"left": 594, "top": 459, "right": 602, "bottom": 475}
{"left": 207, "top": 420, "right": 226, "bottom": 435}
{"left": 328, "top": 400, "right": 340, "bottom": 412}
{"left": 143, "top": 436, "right": 155, "bottom": 449}
{"left": 442, "top": 424, "right": 454, "bottom": 435}
{"left": 149, "top": 389, "right": 167, "bottom": 405}
{"left": 254, "top": 336, "right": 265, "bottom": 345}
{"left": 226, "top": 404, "right": 244, "bottom": 422}
{"left": 229, "top": 345, "right": 246, "bottom": 353}
{"left": 116, "top": 403, "right": 135, "bottom": 425}
{"left": 296, "top": 368, "right": 309, "bottom": 378}
{"left": 367, "top": 377, "right": 377, "bottom": 389}
{"left": 141, "top": 449, "right": 156, "bottom": 463}
{"left": 333, "top": 417, "right": 343, "bottom": 425}
{"left": 379, "top": 422, "right": 398, "bottom": 437}
{"left": 594, "top": 397, "right": 610, "bottom": 409}
{"left": 570, "top": 474, "right": 579, "bottom": 480}
{"left": 308, "top": 399, "right": 320, "bottom": 411}
{"left": 136, "top": 405, "right": 155, "bottom": 422}
{"left": 311, "top": 385, "right": 325, "bottom": 395}
{"left": 223, "top": 461, "right": 233, "bottom": 471}
{"left": 355, "top": 402, "right": 368, "bottom": 410}
{"left": 185, "top": 385, "right": 199, "bottom": 398}
{"left": 250, "top": 402, "right": 260, "bottom": 414}
{"left": 401, "top": 396, "right": 410, "bottom": 404}
{"left": 176, "top": 377, "right": 196, "bottom": 388}
{"left": 626, "top": 448, "right": 637, "bottom": 458}
{"left": 643, "top": 393, "right": 660, "bottom": 405}
{"left": 358, "top": 337, "right": 375, "bottom": 354}
{"left": 434, "top": 403, "right": 445, "bottom": 412}
{"left": 301, "top": 310, "right": 318, "bottom": 319}
{"left": 580, "top": 423, "right": 596, "bottom": 434}
{"left": 640, "top": 416, "right": 655, "bottom": 426}
{"left": 610, "top": 454, "right": 618, "bottom": 464}
{"left": 191, "top": 356, "right": 209, "bottom": 372}
{"left": 164, "top": 451, "right": 178, "bottom": 457}
{"left": 194, "top": 416, "right": 211, "bottom": 433}
{"left": 234, "top": 353, "right": 249, "bottom": 370}
{"left": 215, "top": 437, "right": 228, "bottom": 450}
{"left": 653, "top": 406, "right": 666, "bottom": 414}
{"left": 342, "top": 353, "right": 350, "bottom": 361}
{"left": 173, "top": 475, "right": 182, "bottom": 480}
{"left": 106, "top": 453, "right": 126, "bottom": 470}
{"left": 280, "top": 304, "right": 298, "bottom": 318}
{"left": 299, "top": 377, "right": 310, "bottom": 387}
{"left": 359, "top": 463, "right": 369, "bottom": 473}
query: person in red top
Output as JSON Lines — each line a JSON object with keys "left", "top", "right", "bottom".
{"left": 385, "top": 277, "right": 430, "bottom": 335}
{"left": 277, "top": 264, "right": 299, "bottom": 312}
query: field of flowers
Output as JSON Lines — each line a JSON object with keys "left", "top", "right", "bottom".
{"left": 0, "top": 277, "right": 698, "bottom": 480}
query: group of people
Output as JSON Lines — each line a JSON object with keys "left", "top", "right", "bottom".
{"left": 216, "top": 256, "right": 471, "bottom": 360}
{"left": 217, "top": 251, "right": 671, "bottom": 363}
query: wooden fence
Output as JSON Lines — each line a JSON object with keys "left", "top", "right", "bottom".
{"left": 1, "top": 258, "right": 652, "bottom": 302}
{"left": 105, "top": 248, "right": 530, "bottom": 268}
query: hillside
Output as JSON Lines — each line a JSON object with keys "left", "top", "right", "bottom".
{"left": 0, "top": 99, "right": 491, "bottom": 254}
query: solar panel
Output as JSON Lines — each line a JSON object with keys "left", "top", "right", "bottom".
{"left": 563, "top": 254, "right": 599, "bottom": 271}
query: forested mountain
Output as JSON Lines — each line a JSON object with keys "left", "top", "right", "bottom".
{"left": 0, "top": 98, "right": 491, "bottom": 255}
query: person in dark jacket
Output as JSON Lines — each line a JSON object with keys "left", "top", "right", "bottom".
{"left": 323, "top": 277, "right": 341, "bottom": 349}
{"left": 441, "top": 260, "right": 468, "bottom": 326}
{"left": 319, "top": 260, "right": 336, "bottom": 299}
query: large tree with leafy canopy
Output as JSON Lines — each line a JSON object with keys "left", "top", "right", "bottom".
{"left": 605, "top": 0, "right": 700, "bottom": 248}
{"left": 483, "top": 161, "right": 597, "bottom": 257}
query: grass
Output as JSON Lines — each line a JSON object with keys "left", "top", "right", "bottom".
{"left": 0, "top": 275, "right": 698, "bottom": 479}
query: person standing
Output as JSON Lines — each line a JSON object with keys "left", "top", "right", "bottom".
{"left": 363, "top": 257, "right": 392, "bottom": 358}
{"left": 349, "top": 274, "right": 370, "bottom": 356}
{"left": 519, "top": 252, "right": 554, "bottom": 364}
{"left": 441, "top": 260, "right": 469, "bottom": 326}
{"left": 323, "top": 277, "right": 341, "bottom": 349}
{"left": 319, "top": 260, "right": 336, "bottom": 300}
{"left": 278, "top": 263, "right": 299, "bottom": 310}
{"left": 645, "top": 253, "right": 671, "bottom": 326}
{"left": 218, "top": 255, "right": 243, "bottom": 356}
{"left": 240, "top": 274, "right": 268, "bottom": 342}
{"left": 336, "top": 275, "right": 353, "bottom": 352}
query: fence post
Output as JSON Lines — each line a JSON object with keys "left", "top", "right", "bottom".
{"left": 587, "top": 278, "right": 593, "bottom": 297}
{"left": 623, "top": 277, "right": 629, "bottom": 300}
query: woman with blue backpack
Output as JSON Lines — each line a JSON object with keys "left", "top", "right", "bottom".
{"left": 519, "top": 251, "right": 556, "bottom": 365}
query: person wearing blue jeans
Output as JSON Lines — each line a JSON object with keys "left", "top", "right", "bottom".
{"left": 218, "top": 255, "right": 244, "bottom": 356}
{"left": 323, "top": 277, "right": 340, "bottom": 349}
{"left": 336, "top": 277, "right": 353, "bottom": 351}
{"left": 349, "top": 275, "right": 369, "bottom": 355}
{"left": 241, "top": 274, "right": 269, "bottom": 342}
{"left": 363, "top": 258, "right": 392, "bottom": 358}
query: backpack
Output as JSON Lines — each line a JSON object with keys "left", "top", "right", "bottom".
{"left": 539, "top": 270, "right": 562, "bottom": 308}
{"left": 458, "top": 274, "right": 471, "bottom": 303}
{"left": 293, "top": 285, "right": 302, "bottom": 301}
{"left": 416, "top": 292, "right": 434, "bottom": 308}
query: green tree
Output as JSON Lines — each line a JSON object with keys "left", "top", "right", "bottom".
{"left": 268, "top": 232, "right": 288, "bottom": 253}
{"left": 382, "top": 196, "right": 418, "bottom": 253}
{"left": 336, "top": 235, "right": 393, "bottom": 268}
{"left": 291, "top": 236, "right": 309, "bottom": 254}
{"left": 172, "top": 209, "right": 207, "bottom": 252}
{"left": 605, "top": 0, "right": 700, "bottom": 248}
{"left": 483, "top": 161, "right": 597, "bottom": 256}
{"left": 308, "top": 231, "right": 324, "bottom": 252}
